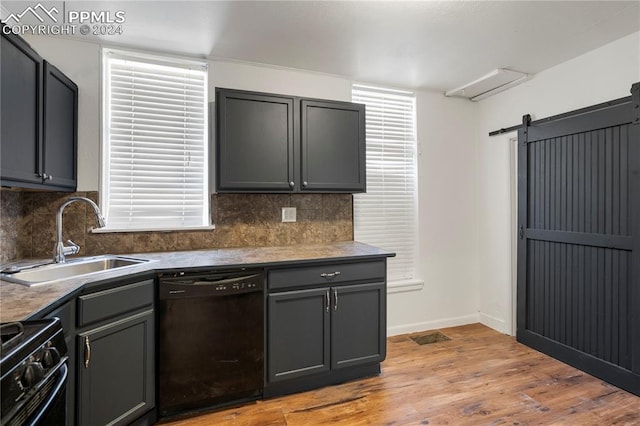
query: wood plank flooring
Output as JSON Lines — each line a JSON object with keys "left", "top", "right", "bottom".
{"left": 162, "top": 324, "right": 640, "bottom": 425}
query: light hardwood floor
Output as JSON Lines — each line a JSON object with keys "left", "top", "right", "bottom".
{"left": 162, "top": 323, "right": 640, "bottom": 425}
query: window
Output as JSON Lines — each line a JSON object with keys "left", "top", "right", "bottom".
{"left": 101, "top": 49, "right": 209, "bottom": 231}
{"left": 352, "top": 84, "right": 418, "bottom": 284}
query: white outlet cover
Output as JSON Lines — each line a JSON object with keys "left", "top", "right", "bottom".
{"left": 282, "top": 207, "right": 297, "bottom": 223}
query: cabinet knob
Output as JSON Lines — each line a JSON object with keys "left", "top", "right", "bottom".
{"left": 289, "top": 181, "right": 295, "bottom": 187}
{"left": 42, "top": 173, "right": 53, "bottom": 181}
{"left": 303, "top": 181, "right": 308, "bottom": 187}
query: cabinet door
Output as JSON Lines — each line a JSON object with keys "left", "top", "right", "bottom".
{"left": 331, "top": 282, "right": 386, "bottom": 369}
{"left": 300, "top": 100, "right": 366, "bottom": 192}
{"left": 77, "top": 310, "right": 154, "bottom": 426}
{"left": 42, "top": 61, "right": 77, "bottom": 190}
{"left": 217, "top": 89, "right": 295, "bottom": 191}
{"left": 0, "top": 32, "right": 42, "bottom": 187}
{"left": 268, "top": 288, "right": 330, "bottom": 382}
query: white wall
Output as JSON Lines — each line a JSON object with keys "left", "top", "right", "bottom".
{"left": 387, "top": 90, "right": 479, "bottom": 335}
{"left": 22, "top": 35, "right": 482, "bottom": 335}
{"left": 476, "top": 31, "right": 640, "bottom": 335}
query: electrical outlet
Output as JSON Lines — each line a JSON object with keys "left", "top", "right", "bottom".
{"left": 281, "top": 207, "right": 297, "bottom": 223}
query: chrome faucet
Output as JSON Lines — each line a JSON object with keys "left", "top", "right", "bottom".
{"left": 54, "top": 197, "right": 106, "bottom": 263}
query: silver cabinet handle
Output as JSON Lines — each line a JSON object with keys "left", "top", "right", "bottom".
{"left": 289, "top": 181, "right": 295, "bottom": 187}
{"left": 303, "top": 181, "right": 308, "bottom": 187}
{"left": 42, "top": 173, "right": 53, "bottom": 181}
{"left": 325, "top": 290, "right": 330, "bottom": 313}
{"left": 84, "top": 336, "right": 91, "bottom": 368}
{"left": 334, "top": 289, "right": 338, "bottom": 311}
{"left": 320, "top": 271, "right": 341, "bottom": 280}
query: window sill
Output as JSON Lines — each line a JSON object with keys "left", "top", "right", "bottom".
{"left": 387, "top": 279, "right": 424, "bottom": 294}
{"left": 91, "top": 225, "right": 216, "bottom": 233}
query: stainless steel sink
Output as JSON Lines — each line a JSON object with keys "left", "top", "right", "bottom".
{"left": 0, "top": 255, "right": 149, "bottom": 286}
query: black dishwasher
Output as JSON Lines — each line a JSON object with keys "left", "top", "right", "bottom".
{"left": 157, "top": 269, "right": 264, "bottom": 419}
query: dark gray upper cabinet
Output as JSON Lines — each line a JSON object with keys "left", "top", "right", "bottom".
{"left": 301, "top": 100, "right": 366, "bottom": 192}
{"left": 0, "top": 31, "right": 77, "bottom": 191}
{"left": 216, "top": 89, "right": 295, "bottom": 191}
{"left": 42, "top": 62, "right": 78, "bottom": 190}
{"left": 1, "top": 31, "right": 43, "bottom": 187}
{"left": 216, "top": 88, "right": 366, "bottom": 193}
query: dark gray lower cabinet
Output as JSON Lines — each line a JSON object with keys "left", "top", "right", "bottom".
{"left": 268, "top": 288, "right": 331, "bottom": 382}
{"left": 331, "top": 283, "right": 386, "bottom": 370}
{"left": 77, "top": 309, "right": 154, "bottom": 426}
{"left": 41, "top": 277, "right": 155, "bottom": 426}
{"left": 267, "top": 280, "right": 386, "bottom": 387}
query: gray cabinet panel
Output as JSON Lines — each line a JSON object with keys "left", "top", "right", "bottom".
{"left": 43, "top": 61, "right": 77, "bottom": 190}
{"left": 268, "top": 260, "right": 386, "bottom": 290}
{"left": 1, "top": 32, "right": 42, "bottom": 186}
{"left": 301, "top": 100, "right": 366, "bottom": 192}
{"left": 268, "top": 288, "right": 330, "bottom": 382}
{"left": 332, "top": 282, "right": 386, "bottom": 369}
{"left": 77, "top": 310, "right": 155, "bottom": 426}
{"left": 217, "top": 89, "right": 295, "bottom": 191}
{"left": 77, "top": 280, "right": 154, "bottom": 327}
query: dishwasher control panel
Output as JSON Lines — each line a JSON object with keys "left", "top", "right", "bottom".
{"left": 158, "top": 270, "right": 264, "bottom": 299}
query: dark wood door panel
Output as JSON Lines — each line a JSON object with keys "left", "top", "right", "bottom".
{"left": 526, "top": 126, "right": 631, "bottom": 236}
{"left": 517, "top": 83, "right": 639, "bottom": 396}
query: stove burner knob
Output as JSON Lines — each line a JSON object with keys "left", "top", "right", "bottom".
{"left": 21, "top": 362, "right": 45, "bottom": 389}
{"left": 41, "top": 348, "right": 60, "bottom": 368}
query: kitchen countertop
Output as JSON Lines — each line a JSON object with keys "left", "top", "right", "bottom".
{"left": 0, "top": 241, "right": 394, "bottom": 322}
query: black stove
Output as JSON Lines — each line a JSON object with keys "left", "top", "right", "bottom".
{"left": 1, "top": 318, "right": 68, "bottom": 426}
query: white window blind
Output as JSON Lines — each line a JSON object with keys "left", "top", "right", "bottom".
{"left": 352, "top": 84, "right": 418, "bottom": 283}
{"left": 102, "top": 49, "right": 209, "bottom": 231}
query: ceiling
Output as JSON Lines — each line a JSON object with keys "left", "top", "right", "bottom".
{"left": 3, "top": 1, "right": 639, "bottom": 93}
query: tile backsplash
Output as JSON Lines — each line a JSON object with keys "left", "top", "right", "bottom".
{"left": 0, "top": 189, "right": 353, "bottom": 264}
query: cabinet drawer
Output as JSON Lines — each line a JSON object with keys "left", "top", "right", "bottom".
{"left": 77, "top": 280, "right": 153, "bottom": 327}
{"left": 268, "top": 260, "right": 385, "bottom": 291}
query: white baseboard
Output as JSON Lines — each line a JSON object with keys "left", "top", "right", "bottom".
{"left": 479, "top": 312, "right": 511, "bottom": 335}
{"left": 387, "top": 313, "right": 480, "bottom": 337}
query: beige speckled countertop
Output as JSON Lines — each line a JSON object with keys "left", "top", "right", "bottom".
{"left": 0, "top": 241, "right": 394, "bottom": 322}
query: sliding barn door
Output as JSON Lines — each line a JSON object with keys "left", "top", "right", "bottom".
{"left": 517, "top": 83, "right": 639, "bottom": 396}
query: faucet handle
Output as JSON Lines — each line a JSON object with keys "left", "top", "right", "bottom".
{"left": 64, "top": 240, "right": 80, "bottom": 256}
